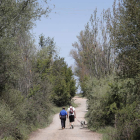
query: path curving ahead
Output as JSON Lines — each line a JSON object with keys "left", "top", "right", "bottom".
{"left": 29, "top": 96, "right": 102, "bottom": 140}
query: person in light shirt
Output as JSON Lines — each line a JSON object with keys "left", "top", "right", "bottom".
{"left": 67, "top": 104, "right": 76, "bottom": 129}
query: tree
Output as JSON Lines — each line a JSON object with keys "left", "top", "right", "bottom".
{"left": 35, "top": 37, "right": 77, "bottom": 106}
{"left": 70, "top": 9, "right": 114, "bottom": 95}
{"left": 112, "top": 0, "right": 140, "bottom": 78}
{"left": 50, "top": 57, "right": 77, "bottom": 106}
{"left": 0, "top": 0, "right": 51, "bottom": 95}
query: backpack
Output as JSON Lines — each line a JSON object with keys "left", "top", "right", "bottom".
{"left": 70, "top": 107, "right": 73, "bottom": 114}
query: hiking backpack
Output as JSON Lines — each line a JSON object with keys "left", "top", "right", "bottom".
{"left": 70, "top": 107, "right": 73, "bottom": 114}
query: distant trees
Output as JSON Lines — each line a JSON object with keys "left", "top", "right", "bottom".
{"left": 35, "top": 35, "right": 77, "bottom": 106}
{"left": 70, "top": 9, "right": 114, "bottom": 95}
{"left": 50, "top": 57, "right": 76, "bottom": 106}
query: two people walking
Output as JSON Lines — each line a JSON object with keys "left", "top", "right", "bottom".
{"left": 59, "top": 104, "right": 76, "bottom": 129}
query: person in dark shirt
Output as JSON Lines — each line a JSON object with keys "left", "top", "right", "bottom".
{"left": 59, "top": 107, "right": 68, "bottom": 129}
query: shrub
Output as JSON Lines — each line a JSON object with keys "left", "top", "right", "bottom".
{"left": 86, "top": 76, "right": 140, "bottom": 140}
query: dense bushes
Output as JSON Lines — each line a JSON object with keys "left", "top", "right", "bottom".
{"left": 0, "top": 86, "right": 52, "bottom": 140}
{"left": 86, "top": 76, "right": 140, "bottom": 140}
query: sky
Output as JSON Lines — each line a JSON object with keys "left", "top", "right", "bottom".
{"left": 32, "top": 0, "right": 114, "bottom": 92}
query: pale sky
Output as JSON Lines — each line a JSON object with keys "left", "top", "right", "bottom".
{"left": 32, "top": 0, "right": 114, "bottom": 93}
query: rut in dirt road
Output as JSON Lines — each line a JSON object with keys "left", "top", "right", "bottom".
{"left": 29, "top": 96, "right": 102, "bottom": 140}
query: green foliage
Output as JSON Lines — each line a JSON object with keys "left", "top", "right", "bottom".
{"left": 73, "top": 0, "right": 140, "bottom": 140}
{"left": 0, "top": 0, "right": 51, "bottom": 93}
{"left": 34, "top": 38, "right": 77, "bottom": 107}
{"left": 0, "top": 101, "right": 15, "bottom": 137}
{"left": 0, "top": 90, "right": 28, "bottom": 139}
{"left": 80, "top": 76, "right": 89, "bottom": 97}
{"left": 52, "top": 78, "right": 70, "bottom": 106}
{"left": 86, "top": 76, "right": 114, "bottom": 129}
{"left": 71, "top": 8, "right": 115, "bottom": 95}
{"left": 0, "top": 84, "right": 53, "bottom": 139}
{"left": 112, "top": 0, "right": 140, "bottom": 78}
{"left": 115, "top": 102, "right": 140, "bottom": 140}
{"left": 86, "top": 76, "right": 140, "bottom": 140}
{"left": 0, "top": 1, "right": 59, "bottom": 139}
{"left": 98, "top": 126, "right": 117, "bottom": 140}
{"left": 39, "top": 35, "right": 56, "bottom": 58}
{"left": 50, "top": 57, "right": 77, "bottom": 106}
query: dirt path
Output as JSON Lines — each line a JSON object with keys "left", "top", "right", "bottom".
{"left": 29, "top": 96, "right": 102, "bottom": 140}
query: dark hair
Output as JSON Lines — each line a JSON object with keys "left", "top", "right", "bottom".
{"left": 69, "top": 104, "right": 72, "bottom": 106}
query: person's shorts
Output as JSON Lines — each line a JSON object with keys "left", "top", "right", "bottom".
{"left": 69, "top": 115, "right": 74, "bottom": 122}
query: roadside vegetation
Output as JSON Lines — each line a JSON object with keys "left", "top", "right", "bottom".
{"left": 1, "top": 0, "right": 140, "bottom": 140}
{"left": 0, "top": 0, "right": 76, "bottom": 140}
{"left": 71, "top": 0, "right": 140, "bottom": 139}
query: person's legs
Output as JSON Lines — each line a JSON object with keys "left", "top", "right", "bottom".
{"left": 69, "top": 116, "right": 72, "bottom": 128}
{"left": 69, "top": 115, "right": 74, "bottom": 129}
{"left": 64, "top": 119, "right": 66, "bottom": 128}
{"left": 61, "top": 119, "right": 63, "bottom": 128}
{"left": 61, "top": 116, "right": 66, "bottom": 129}
{"left": 71, "top": 115, "right": 74, "bottom": 129}
{"left": 61, "top": 119, "right": 65, "bottom": 129}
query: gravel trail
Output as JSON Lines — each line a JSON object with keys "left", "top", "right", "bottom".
{"left": 29, "top": 96, "right": 102, "bottom": 140}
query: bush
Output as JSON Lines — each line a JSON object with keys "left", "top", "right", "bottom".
{"left": 0, "top": 86, "right": 52, "bottom": 140}
{"left": 86, "top": 76, "right": 115, "bottom": 129}
{"left": 0, "top": 101, "right": 15, "bottom": 138}
{"left": 86, "top": 76, "right": 140, "bottom": 140}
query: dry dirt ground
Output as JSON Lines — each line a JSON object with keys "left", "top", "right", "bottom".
{"left": 29, "top": 96, "right": 102, "bottom": 140}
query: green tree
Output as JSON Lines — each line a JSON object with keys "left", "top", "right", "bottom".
{"left": 112, "top": 0, "right": 140, "bottom": 78}
{"left": 110, "top": 1, "right": 140, "bottom": 138}
{"left": 50, "top": 57, "right": 77, "bottom": 106}
{"left": 0, "top": 0, "right": 51, "bottom": 94}
{"left": 39, "top": 35, "right": 56, "bottom": 58}
{"left": 70, "top": 9, "right": 114, "bottom": 95}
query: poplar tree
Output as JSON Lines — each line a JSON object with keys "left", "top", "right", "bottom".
{"left": 71, "top": 9, "right": 114, "bottom": 95}
{"left": 112, "top": 0, "right": 140, "bottom": 78}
